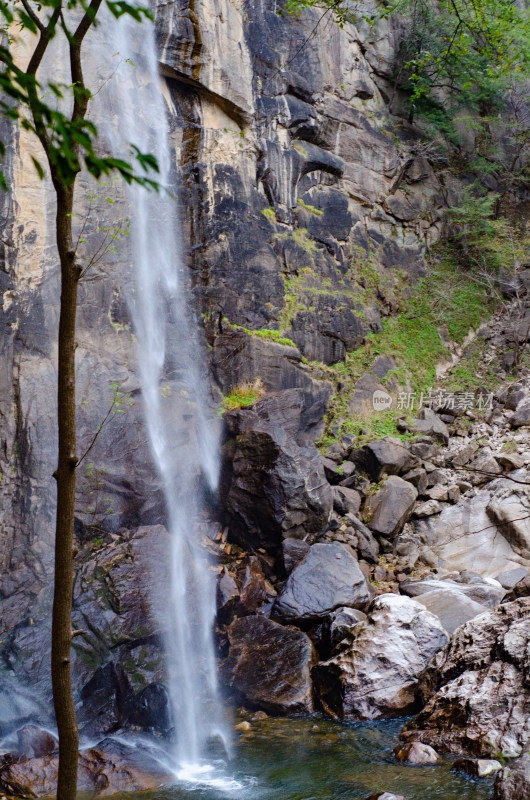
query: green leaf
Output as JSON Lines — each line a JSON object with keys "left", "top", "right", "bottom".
{"left": 31, "top": 156, "right": 45, "bottom": 180}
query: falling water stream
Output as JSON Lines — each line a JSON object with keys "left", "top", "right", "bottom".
{"left": 94, "top": 11, "right": 232, "bottom": 784}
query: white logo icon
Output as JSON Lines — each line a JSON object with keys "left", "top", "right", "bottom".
{"left": 372, "top": 389, "right": 393, "bottom": 411}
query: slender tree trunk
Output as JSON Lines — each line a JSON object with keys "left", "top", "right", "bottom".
{"left": 51, "top": 182, "right": 81, "bottom": 800}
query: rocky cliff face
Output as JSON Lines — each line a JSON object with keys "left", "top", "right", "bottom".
{"left": 0, "top": 0, "right": 472, "bottom": 737}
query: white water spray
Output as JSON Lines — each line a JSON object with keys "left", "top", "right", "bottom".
{"left": 93, "top": 11, "right": 231, "bottom": 775}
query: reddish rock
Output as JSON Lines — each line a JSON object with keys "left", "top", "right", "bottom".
{"left": 225, "top": 615, "right": 317, "bottom": 714}
{"left": 0, "top": 740, "right": 171, "bottom": 797}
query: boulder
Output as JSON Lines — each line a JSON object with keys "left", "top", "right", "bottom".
{"left": 467, "top": 449, "right": 503, "bottom": 485}
{"left": 494, "top": 753, "right": 530, "bottom": 799}
{"left": 333, "top": 486, "right": 361, "bottom": 516}
{"left": 347, "top": 516, "right": 380, "bottom": 563}
{"left": 402, "top": 598, "right": 530, "bottom": 757}
{"left": 413, "top": 588, "right": 488, "bottom": 635}
{"left": 453, "top": 757, "right": 502, "bottom": 777}
{"left": 410, "top": 409, "right": 449, "bottom": 444}
{"left": 353, "top": 438, "right": 418, "bottom": 481}
{"left": 322, "top": 457, "right": 344, "bottom": 484}
{"left": 313, "top": 594, "right": 448, "bottom": 719}
{"left": 282, "top": 538, "right": 310, "bottom": 575}
{"left": 400, "top": 578, "right": 505, "bottom": 610}
{"left": 365, "top": 793, "right": 406, "bottom": 800}
{"left": 225, "top": 615, "right": 316, "bottom": 714}
{"left": 412, "top": 500, "right": 443, "bottom": 518}
{"left": 411, "top": 485, "right": 530, "bottom": 578}
{"left": 394, "top": 742, "right": 441, "bottom": 764}
{"left": 364, "top": 477, "right": 417, "bottom": 538}
{"left": 448, "top": 441, "right": 479, "bottom": 467}
{"left": 274, "top": 542, "right": 371, "bottom": 622}
{"left": 511, "top": 400, "right": 530, "bottom": 428}
{"left": 220, "top": 395, "right": 333, "bottom": 550}
{"left": 487, "top": 487, "right": 530, "bottom": 558}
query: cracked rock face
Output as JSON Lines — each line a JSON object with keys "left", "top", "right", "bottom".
{"left": 312, "top": 593, "right": 449, "bottom": 720}
{"left": 402, "top": 598, "right": 530, "bottom": 758}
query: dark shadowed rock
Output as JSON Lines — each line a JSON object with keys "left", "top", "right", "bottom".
{"left": 346, "top": 515, "right": 380, "bottom": 563}
{"left": 494, "top": 753, "right": 530, "bottom": 799}
{"left": 353, "top": 438, "right": 418, "bottom": 481}
{"left": 402, "top": 598, "right": 530, "bottom": 757}
{"left": 364, "top": 476, "right": 417, "bottom": 538}
{"left": 282, "top": 538, "right": 311, "bottom": 575}
{"left": 313, "top": 594, "right": 448, "bottom": 719}
{"left": 225, "top": 615, "right": 316, "bottom": 714}
{"left": 128, "top": 684, "right": 171, "bottom": 733}
{"left": 220, "top": 394, "right": 332, "bottom": 550}
{"left": 394, "top": 742, "right": 440, "bottom": 764}
{"left": 216, "top": 556, "right": 277, "bottom": 624}
{"left": 321, "top": 606, "right": 367, "bottom": 653}
{"left": 274, "top": 542, "right": 371, "bottom": 622}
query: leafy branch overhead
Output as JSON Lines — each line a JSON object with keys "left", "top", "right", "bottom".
{"left": 281, "top": 0, "right": 529, "bottom": 111}
{"left": 0, "top": 0, "right": 159, "bottom": 190}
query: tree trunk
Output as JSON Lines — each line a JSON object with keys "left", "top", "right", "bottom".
{"left": 51, "top": 182, "right": 81, "bottom": 800}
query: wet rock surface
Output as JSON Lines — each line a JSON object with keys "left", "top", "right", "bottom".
{"left": 313, "top": 594, "right": 449, "bottom": 719}
{"left": 493, "top": 753, "right": 530, "bottom": 799}
{"left": 225, "top": 615, "right": 317, "bottom": 713}
{"left": 274, "top": 542, "right": 371, "bottom": 622}
{"left": 0, "top": 738, "right": 171, "bottom": 797}
{"left": 402, "top": 599, "right": 530, "bottom": 757}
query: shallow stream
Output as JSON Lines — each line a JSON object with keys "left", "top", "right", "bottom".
{"left": 126, "top": 716, "right": 494, "bottom": 800}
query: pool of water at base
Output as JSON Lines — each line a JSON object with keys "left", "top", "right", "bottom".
{"left": 120, "top": 716, "right": 494, "bottom": 800}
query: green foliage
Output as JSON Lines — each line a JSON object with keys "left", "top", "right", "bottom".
{"left": 314, "top": 246, "right": 500, "bottom": 447}
{"left": 220, "top": 379, "right": 266, "bottom": 411}
{"left": 226, "top": 321, "right": 297, "bottom": 348}
{"left": 0, "top": 0, "right": 158, "bottom": 189}
{"left": 261, "top": 207, "right": 277, "bottom": 223}
{"left": 297, "top": 198, "right": 324, "bottom": 216}
{"left": 388, "top": 0, "right": 530, "bottom": 109}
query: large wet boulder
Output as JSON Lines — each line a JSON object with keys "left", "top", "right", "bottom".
{"left": 402, "top": 598, "right": 530, "bottom": 757}
{"left": 225, "top": 615, "right": 317, "bottom": 714}
{"left": 219, "top": 391, "right": 332, "bottom": 551}
{"left": 274, "top": 542, "right": 371, "bottom": 622}
{"left": 364, "top": 476, "right": 417, "bottom": 539}
{"left": 313, "top": 594, "right": 448, "bottom": 719}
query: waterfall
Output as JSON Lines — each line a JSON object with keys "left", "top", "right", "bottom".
{"left": 92, "top": 11, "right": 231, "bottom": 775}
